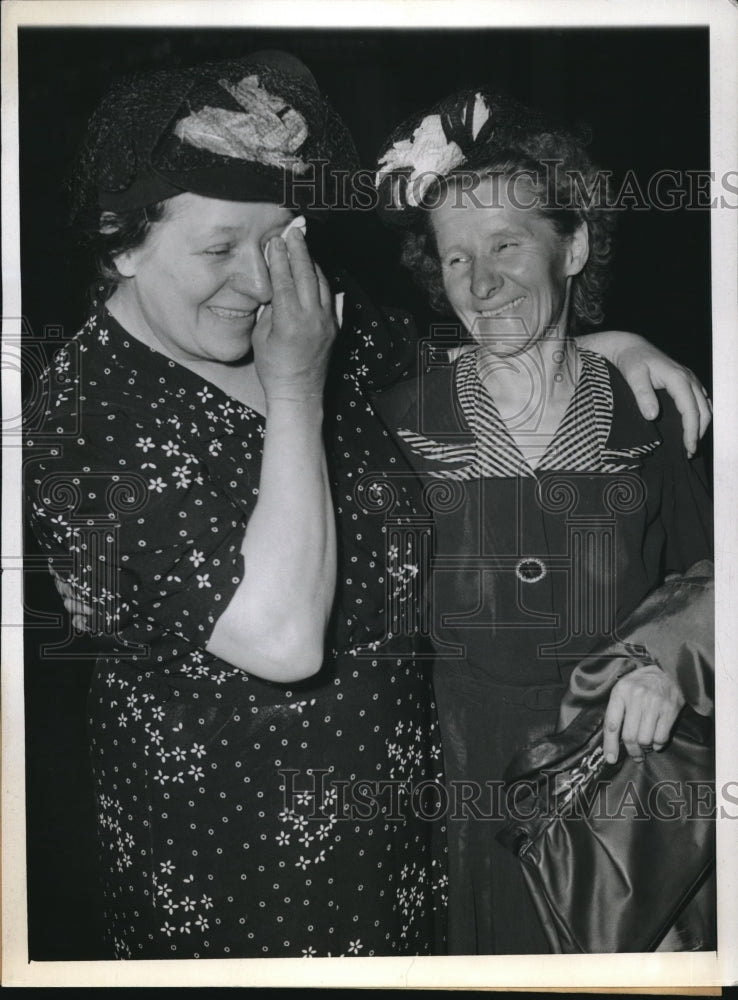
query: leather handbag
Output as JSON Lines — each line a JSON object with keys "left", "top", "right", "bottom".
{"left": 496, "top": 700, "right": 715, "bottom": 953}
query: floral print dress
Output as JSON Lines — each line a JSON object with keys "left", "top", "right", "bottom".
{"left": 25, "top": 275, "right": 447, "bottom": 960}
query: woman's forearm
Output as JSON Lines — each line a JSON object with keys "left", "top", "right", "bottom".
{"left": 207, "top": 396, "right": 336, "bottom": 682}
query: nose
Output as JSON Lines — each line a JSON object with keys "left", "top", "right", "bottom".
{"left": 470, "top": 255, "right": 502, "bottom": 301}
{"left": 227, "top": 246, "right": 272, "bottom": 304}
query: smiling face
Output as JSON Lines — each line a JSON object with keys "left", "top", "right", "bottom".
{"left": 109, "top": 192, "right": 295, "bottom": 364}
{"left": 431, "top": 175, "right": 588, "bottom": 356}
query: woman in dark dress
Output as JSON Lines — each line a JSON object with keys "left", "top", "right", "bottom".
{"left": 33, "top": 56, "right": 710, "bottom": 960}
{"left": 372, "top": 87, "right": 714, "bottom": 955}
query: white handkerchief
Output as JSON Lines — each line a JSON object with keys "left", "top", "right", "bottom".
{"left": 264, "top": 214, "right": 307, "bottom": 267}
{"left": 257, "top": 215, "right": 307, "bottom": 320}
{"left": 257, "top": 216, "right": 343, "bottom": 327}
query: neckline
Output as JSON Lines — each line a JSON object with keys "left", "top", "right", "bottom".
{"left": 452, "top": 346, "right": 608, "bottom": 477}
{"left": 473, "top": 347, "right": 586, "bottom": 474}
{"left": 93, "top": 303, "right": 267, "bottom": 425}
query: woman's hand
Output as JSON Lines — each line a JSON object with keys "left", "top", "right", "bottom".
{"left": 49, "top": 566, "right": 93, "bottom": 632}
{"left": 206, "top": 225, "right": 337, "bottom": 682}
{"left": 576, "top": 331, "right": 712, "bottom": 456}
{"left": 253, "top": 227, "right": 337, "bottom": 402}
{"left": 602, "top": 664, "right": 686, "bottom": 764}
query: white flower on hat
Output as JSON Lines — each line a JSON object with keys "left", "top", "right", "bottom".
{"left": 377, "top": 92, "right": 491, "bottom": 208}
{"left": 174, "top": 74, "right": 309, "bottom": 171}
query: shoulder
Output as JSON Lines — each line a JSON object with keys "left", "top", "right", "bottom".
{"left": 653, "top": 389, "right": 691, "bottom": 458}
{"left": 593, "top": 355, "right": 664, "bottom": 452}
{"left": 372, "top": 356, "right": 462, "bottom": 434}
{"left": 331, "top": 269, "right": 422, "bottom": 389}
{"left": 597, "top": 355, "right": 692, "bottom": 469}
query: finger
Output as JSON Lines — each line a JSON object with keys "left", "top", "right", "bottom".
{"left": 267, "top": 230, "right": 321, "bottom": 309}
{"left": 652, "top": 708, "right": 679, "bottom": 750}
{"left": 619, "top": 695, "right": 645, "bottom": 762}
{"left": 283, "top": 225, "right": 321, "bottom": 306}
{"left": 265, "top": 237, "right": 298, "bottom": 299}
{"left": 694, "top": 385, "right": 713, "bottom": 440}
{"left": 334, "top": 291, "right": 345, "bottom": 327}
{"left": 53, "top": 573, "right": 73, "bottom": 598}
{"left": 603, "top": 688, "right": 626, "bottom": 764}
{"left": 254, "top": 303, "right": 272, "bottom": 334}
{"left": 636, "top": 703, "right": 662, "bottom": 749}
{"left": 662, "top": 371, "right": 700, "bottom": 455}
{"left": 63, "top": 596, "right": 93, "bottom": 615}
{"left": 314, "top": 262, "right": 334, "bottom": 312}
{"left": 623, "top": 363, "right": 660, "bottom": 422}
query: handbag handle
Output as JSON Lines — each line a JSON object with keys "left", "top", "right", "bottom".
{"left": 503, "top": 701, "right": 711, "bottom": 786}
{"left": 503, "top": 704, "right": 606, "bottom": 783}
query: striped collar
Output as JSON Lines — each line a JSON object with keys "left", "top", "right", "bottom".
{"left": 397, "top": 347, "right": 660, "bottom": 480}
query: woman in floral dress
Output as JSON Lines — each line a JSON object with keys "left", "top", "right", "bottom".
{"left": 26, "top": 51, "right": 447, "bottom": 960}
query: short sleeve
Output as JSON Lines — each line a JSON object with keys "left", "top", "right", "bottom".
{"left": 330, "top": 269, "right": 419, "bottom": 390}
{"left": 25, "top": 400, "right": 253, "bottom": 648}
{"left": 652, "top": 392, "right": 713, "bottom": 573}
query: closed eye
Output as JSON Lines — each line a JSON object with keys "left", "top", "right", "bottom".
{"left": 202, "top": 246, "right": 232, "bottom": 257}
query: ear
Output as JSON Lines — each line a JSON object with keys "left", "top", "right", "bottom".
{"left": 98, "top": 213, "right": 140, "bottom": 279}
{"left": 112, "top": 247, "right": 140, "bottom": 279}
{"left": 564, "top": 221, "right": 589, "bottom": 277}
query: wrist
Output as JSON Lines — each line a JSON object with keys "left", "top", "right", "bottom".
{"left": 576, "top": 330, "right": 646, "bottom": 366}
{"left": 261, "top": 373, "right": 327, "bottom": 405}
{"left": 265, "top": 393, "right": 325, "bottom": 416}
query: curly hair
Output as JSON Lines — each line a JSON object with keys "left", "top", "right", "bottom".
{"left": 400, "top": 130, "right": 617, "bottom": 333}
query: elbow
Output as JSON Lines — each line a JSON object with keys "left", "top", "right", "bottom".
{"left": 256, "top": 628, "right": 325, "bottom": 682}
{"left": 274, "top": 640, "right": 325, "bottom": 682}
{"left": 208, "top": 617, "right": 326, "bottom": 683}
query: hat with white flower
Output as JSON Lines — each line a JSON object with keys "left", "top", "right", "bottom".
{"left": 71, "top": 50, "right": 359, "bottom": 226}
{"left": 375, "top": 86, "right": 544, "bottom": 224}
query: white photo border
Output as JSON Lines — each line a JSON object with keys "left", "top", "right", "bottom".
{"left": 2, "top": 0, "right": 737, "bottom": 989}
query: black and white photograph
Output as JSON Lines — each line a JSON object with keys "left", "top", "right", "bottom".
{"left": 2, "top": 0, "right": 737, "bottom": 989}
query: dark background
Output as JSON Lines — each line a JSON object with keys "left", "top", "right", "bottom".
{"left": 18, "top": 26, "right": 711, "bottom": 960}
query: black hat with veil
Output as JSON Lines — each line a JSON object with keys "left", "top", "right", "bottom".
{"left": 70, "top": 49, "right": 359, "bottom": 228}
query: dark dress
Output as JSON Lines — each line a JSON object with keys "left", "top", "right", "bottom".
{"left": 24, "top": 278, "right": 447, "bottom": 960}
{"left": 373, "top": 346, "right": 713, "bottom": 955}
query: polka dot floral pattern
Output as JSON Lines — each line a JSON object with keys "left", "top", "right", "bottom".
{"left": 25, "top": 275, "right": 447, "bottom": 959}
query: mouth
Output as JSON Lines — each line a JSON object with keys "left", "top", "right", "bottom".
{"left": 478, "top": 296, "right": 526, "bottom": 319}
{"left": 208, "top": 306, "right": 256, "bottom": 322}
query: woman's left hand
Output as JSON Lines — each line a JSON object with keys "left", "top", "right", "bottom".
{"left": 576, "top": 331, "right": 712, "bottom": 456}
{"left": 602, "top": 664, "right": 686, "bottom": 764}
{"left": 49, "top": 566, "right": 93, "bottom": 632}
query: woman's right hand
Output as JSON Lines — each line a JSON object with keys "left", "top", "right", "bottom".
{"left": 206, "top": 226, "right": 337, "bottom": 682}
{"left": 602, "top": 664, "right": 685, "bottom": 764}
{"left": 253, "top": 227, "right": 337, "bottom": 403}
